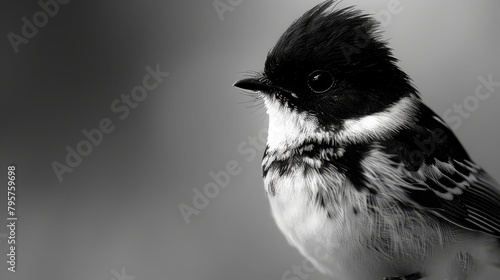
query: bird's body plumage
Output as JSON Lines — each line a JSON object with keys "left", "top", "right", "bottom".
{"left": 262, "top": 94, "right": 500, "bottom": 279}
{"left": 234, "top": 1, "right": 500, "bottom": 279}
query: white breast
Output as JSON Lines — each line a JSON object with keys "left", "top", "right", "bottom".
{"left": 264, "top": 165, "right": 373, "bottom": 278}
{"left": 262, "top": 157, "right": 459, "bottom": 279}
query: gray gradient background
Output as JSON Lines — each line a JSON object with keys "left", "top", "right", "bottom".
{"left": 1, "top": 1, "right": 500, "bottom": 279}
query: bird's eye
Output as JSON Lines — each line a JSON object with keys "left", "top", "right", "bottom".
{"left": 307, "top": 70, "right": 334, "bottom": 93}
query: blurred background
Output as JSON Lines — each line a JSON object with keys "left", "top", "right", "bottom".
{"left": 1, "top": 0, "right": 499, "bottom": 279}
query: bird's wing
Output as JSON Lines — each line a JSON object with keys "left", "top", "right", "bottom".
{"left": 380, "top": 103, "right": 500, "bottom": 237}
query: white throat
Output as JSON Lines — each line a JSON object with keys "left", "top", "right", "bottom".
{"left": 264, "top": 96, "right": 332, "bottom": 152}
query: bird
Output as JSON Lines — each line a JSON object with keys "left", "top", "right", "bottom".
{"left": 233, "top": 1, "right": 500, "bottom": 280}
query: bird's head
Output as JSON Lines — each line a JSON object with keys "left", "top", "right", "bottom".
{"left": 234, "top": 1, "right": 420, "bottom": 150}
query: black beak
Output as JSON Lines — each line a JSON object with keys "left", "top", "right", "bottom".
{"left": 233, "top": 78, "right": 273, "bottom": 93}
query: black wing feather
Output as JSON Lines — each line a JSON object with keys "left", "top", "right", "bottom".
{"left": 382, "top": 103, "right": 500, "bottom": 237}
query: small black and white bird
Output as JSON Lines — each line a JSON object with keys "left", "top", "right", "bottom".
{"left": 234, "top": 1, "right": 500, "bottom": 280}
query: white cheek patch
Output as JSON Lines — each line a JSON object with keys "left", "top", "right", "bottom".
{"left": 335, "top": 95, "right": 419, "bottom": 144}
{"left": 263, "top": 94, "right": 419, "bottom": 151}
